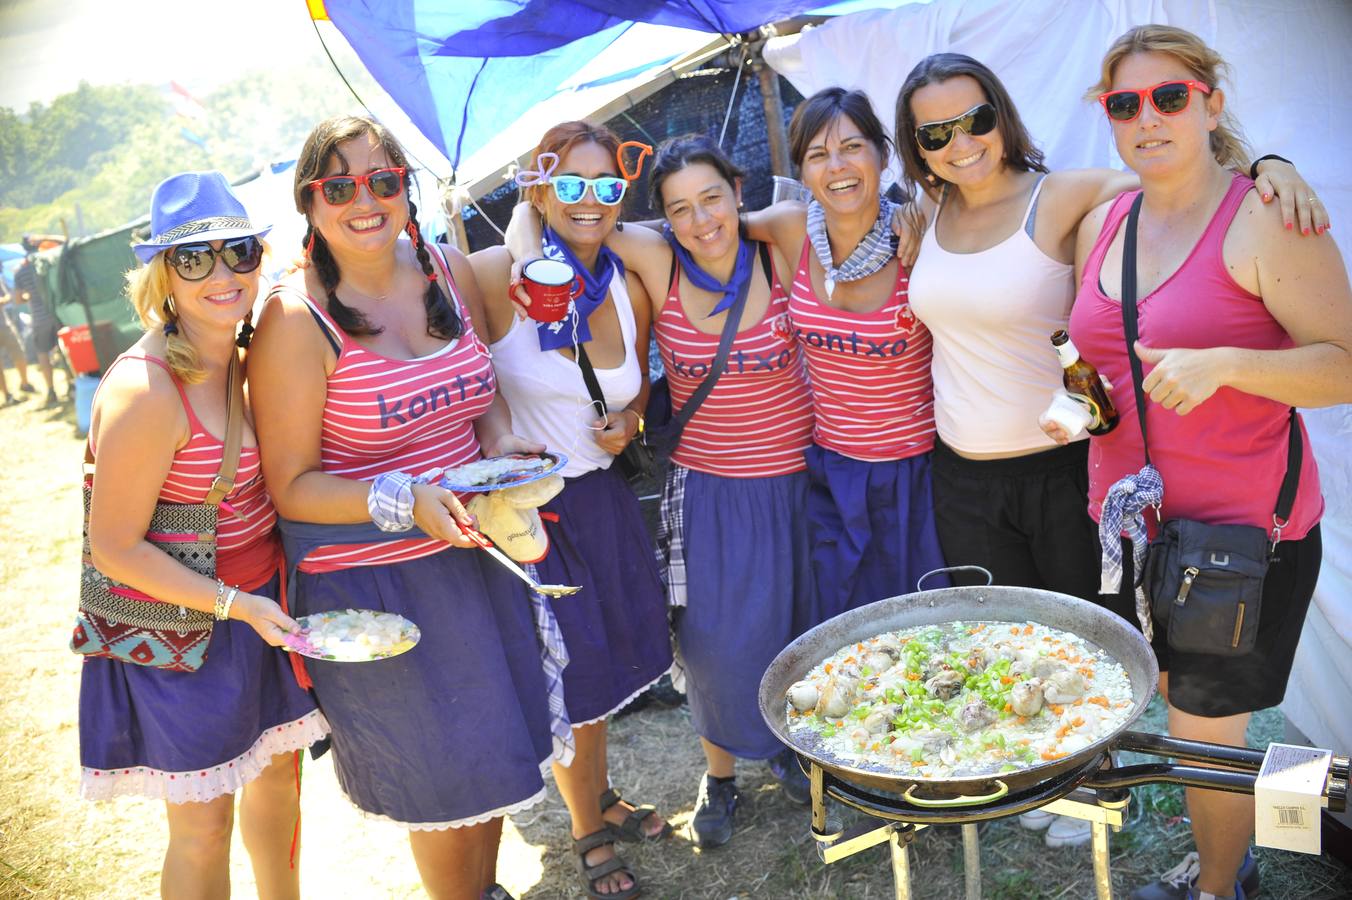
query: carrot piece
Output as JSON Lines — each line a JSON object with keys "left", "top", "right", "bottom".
{"left": 906, "top": 672, "right": 921, "bottom": 681}
{"left": 1010, "top": 627, "right": 1020, "bottom": 635}
{"left": 1017, "top": 716, "right": 1028, "bottom": 725}
{"left": 1041, "top": 750, "right": 1068, "bottom": 761}
{"left": 1049, "top": 704, "right": 1064, "bottom": 716}
{"left": 824, "top": 663, "right": 833, "bottom": 673}
{"left": 1072, "top": 716, "right": 1085, "bottom": 727}
{"left": 1017, "top": 738, "right": 1031, "bottom": 746}
{"left": 1004, "top": 702, "right": 1013, "bottom": 713}
{"left": 1001, "top": 675, "right": 1015, "bottom": 685}
{"left": 1087, "top": 696, "right": 1110, "bottom": 707}
{"left": 1023, "top": 624, "right": 1034, "bottom": 635}
{"left": 1056, "top": 724, "right": 1071, "bottom": 739}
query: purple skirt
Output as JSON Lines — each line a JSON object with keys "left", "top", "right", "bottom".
{"left": 79, "top": 574, "right": 327, "bottom": 804}
{"left": 667, "top": 467, "right": 818, "bottom": 759}
{"left": 805, "top": 445, "right": 950, "bottom": 622}
{"left": 537, "top": 465, "right": 673, "bottom": 724}
{"left": 294, "top": 548, "right": 553, "bottom": 828}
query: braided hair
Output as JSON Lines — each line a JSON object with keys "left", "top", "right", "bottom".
{"left": 294, "top": 115, "right": 461, "bottom": 340}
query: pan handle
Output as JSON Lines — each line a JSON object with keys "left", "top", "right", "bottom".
{"left": 916, "top": 566, "right": 993, "bottom": 591}
{"left": 901, "top": 779, "right": 1008, "bottom": 807}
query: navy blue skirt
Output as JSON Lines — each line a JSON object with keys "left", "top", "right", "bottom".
{"left": 805, "top": 445, "right": 950, "bottom": 621}
{"left": 79, "top": 574, "right": 327, "bottom": 804}
{"left": 537, "top": 466, "right": 673, "bottom": 725}
{"left": 294, "top": 548, "right": 553, "bottom": 828}
{"left": 667, "top": 467, "right": 818, "bottom": 759}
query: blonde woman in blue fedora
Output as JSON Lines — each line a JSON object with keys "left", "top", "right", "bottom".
{"left": 79, "top": 172, "right": 326, "bottom": 899}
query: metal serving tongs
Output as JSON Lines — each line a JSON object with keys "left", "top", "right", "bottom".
{"left": 455, "top": 521, "right": 581, "bottom": 598}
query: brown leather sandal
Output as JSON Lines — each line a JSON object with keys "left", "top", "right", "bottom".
{"left": 599, "top": 787, "right": 673, "bottom": 843}
{"left": 573, "top": 829, "right": 641, "bottom": 900}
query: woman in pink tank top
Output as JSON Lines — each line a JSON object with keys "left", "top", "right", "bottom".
{"left": 80, "top": 172, "right": 324, "bottom": 897}
{"left": 248, "top": 117, "right": 555, "bottom": 900}
{"left": 1054, "top": 28, "right": 1352, "bottom": 900}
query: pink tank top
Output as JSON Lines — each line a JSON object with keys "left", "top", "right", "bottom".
{"left": 655, "top": 251, "right": 813, "bottom": 477}
{"left": 288, "top": 251, "right": 498, "bottom": 571}
{"left": 1069, "top": 174, "right": 1322, "bottom": 537}
{"left": 787, "top": 239, "right": 935, "bottom": 461}
{"left": 91, "top": 354, "right": 277, "bottom": 558}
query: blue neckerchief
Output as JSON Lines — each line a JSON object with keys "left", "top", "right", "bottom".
{"left": 663, "top": 226, "right": 754, "bottom": 317}
{"left": 537, "top": 225, "right": 624, "bottom": 351}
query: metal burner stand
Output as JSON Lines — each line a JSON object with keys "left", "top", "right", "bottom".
{"left": 805, "top": 735, "right": 1350, "bottom": 900}
{"left": 808, "top": 756, "right": 1128, "bottom": 900}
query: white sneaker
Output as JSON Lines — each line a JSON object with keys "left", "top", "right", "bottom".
{"left": 1018, "top": 809, "right": 1055, "bottom": 831}
{"left": 1044, "top": 814, "right": 1093, "bottom": 848}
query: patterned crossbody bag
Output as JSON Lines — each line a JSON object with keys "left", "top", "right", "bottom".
{"left": 70, "top": 353, "right": 244, "bottom": 672}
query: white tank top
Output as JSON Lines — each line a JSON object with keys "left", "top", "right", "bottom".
{"left": 908, "top": 176, "right": 1084, "bottom": 455}
{"left": 490, "top": 275, "right": 642, "bottom": 477}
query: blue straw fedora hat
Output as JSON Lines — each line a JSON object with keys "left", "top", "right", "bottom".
{"left": 133, "top": 171, "right": 271, "bottom": 263}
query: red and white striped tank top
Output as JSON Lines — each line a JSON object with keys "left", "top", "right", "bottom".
{"left": 287, "top": 258, "right": 497, "bottom": 571}
{"left": 92, "top": 354, "right": 277, "bottom": 557}
{"left": 655, "top": 252, "right": 813, "bottom": 477}
{"left": 787, "top": 239, "right": 935, "bottom": 461}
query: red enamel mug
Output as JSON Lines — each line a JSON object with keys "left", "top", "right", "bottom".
{"left": 520, "top": 258, "right": 583, "bottom": 323}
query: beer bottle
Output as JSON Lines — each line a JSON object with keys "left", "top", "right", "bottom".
{"left": 1050, "top": 330, "right": 1119, "bottom": 435}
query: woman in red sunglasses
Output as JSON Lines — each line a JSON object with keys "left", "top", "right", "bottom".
{"left": 894, "top": 48, "right": 1327, "bottom": 852}
{"left": 247, "top": 116, "right": 556, "bottom": 900}
{"left": 1056, "top": 26, "right": 1351, "bottom": 900}
{"left": 468, "top": 119, "right": 673, "bottom": 900}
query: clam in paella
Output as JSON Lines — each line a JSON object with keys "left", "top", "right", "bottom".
{"left": 785, "top": 621, "right": 1135, "bottom": 777}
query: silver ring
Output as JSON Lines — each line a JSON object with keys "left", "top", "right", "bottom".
{"left": 1308, "top": 197, "right": 1319, "bottom": 204}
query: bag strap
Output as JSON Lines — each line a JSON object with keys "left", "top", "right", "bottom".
{"left": 204, "top": 352, "right": 245, "bottom": 507}
{"left": 578, "top": 241, "right": 767, "bottom": 427}
{"left": 83, "top": 351, "right": 244, "bottom": 509}
{"left": 1118, "top": 191, "right": 1301, "bottom": 533}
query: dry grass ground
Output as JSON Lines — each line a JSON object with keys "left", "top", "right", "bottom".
{"left": 2, "top": 395, "right": 1350, "bottom": 899}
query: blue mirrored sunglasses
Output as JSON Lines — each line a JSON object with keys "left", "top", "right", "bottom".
{"left": 551, "top": 175, "right": 628, "bottom": 206}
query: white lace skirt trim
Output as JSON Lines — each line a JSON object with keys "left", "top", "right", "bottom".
{"left": 336, "top": 756, "right": 553, "bottom": 831}
{"left": 80, "top": 709, "right": 330, "bottom": 805}
{"left": 569, "top": 671, "right": 668, "bottom": 731}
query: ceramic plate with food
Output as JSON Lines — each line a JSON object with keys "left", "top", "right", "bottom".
{"left": 285, "top": 609, "right": 420, "bottom": 662}
{"left": 785, "top": 621, "right": 1134, "bottom": 778}
{"left": 439, "top": 452, "right": 566, "bottom": 492}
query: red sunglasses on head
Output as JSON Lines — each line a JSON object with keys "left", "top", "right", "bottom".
{"left": 308, "top": 166, "right": 408, "bottom": 206}
{"left": 1098, "top": 80, "right": 1211, "bottom": 123}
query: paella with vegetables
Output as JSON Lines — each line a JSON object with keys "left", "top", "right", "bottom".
{"left": 785, "top": 621, "right": 1135, "bottom": 778}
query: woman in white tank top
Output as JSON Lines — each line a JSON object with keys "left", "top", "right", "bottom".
{"left": 468, "top": 120, "right": 673, "bottom": 900}
{"left": 895, "top": 52, "right": 1322, "bottom": 849}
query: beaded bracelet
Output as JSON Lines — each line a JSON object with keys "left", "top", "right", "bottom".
{"left": 213, "top": 578, "right": 228, "bottom": 620}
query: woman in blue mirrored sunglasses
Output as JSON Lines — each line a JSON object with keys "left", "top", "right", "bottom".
{"left": 467, "top": 121, "right": 673, "bottom": 900}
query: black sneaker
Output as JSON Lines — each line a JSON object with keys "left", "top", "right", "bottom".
{"left": 691, "top": 774, "right": 739, "bottom": 849}
{"left": 1130, "top": 850, "right": 1259, "bottom": 900}
{"left": 768, "top": 749, "right": 811, "bottom": 806}
{"left": 19, "top": 382, "right": 36, "bottom": 393}
{"left": 480, "top": 885, "right": 515, "bottom": 900}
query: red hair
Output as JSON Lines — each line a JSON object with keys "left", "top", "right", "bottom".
{"left": 522, "top": 121, "right": 623, "bottom": 209}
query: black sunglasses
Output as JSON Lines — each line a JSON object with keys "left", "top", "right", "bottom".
{"left": 914, "top": 103, "right": 999, "bottom": 152}
{"left": 165, "top": 236, "right": 264, "bottom": 281}
{"left": 308, "top": 167, "right": 407, "bottom": 207}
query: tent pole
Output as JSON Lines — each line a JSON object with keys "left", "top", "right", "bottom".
{"left": 753, "top": 54, "right": 791, "bottom": 178}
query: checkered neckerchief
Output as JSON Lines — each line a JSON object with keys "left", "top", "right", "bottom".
{"left": 1098, "top": 464, "right": 1164, "bottom": 640}
{"left": 524, "top": 564, "right": 574, "bottom": 765}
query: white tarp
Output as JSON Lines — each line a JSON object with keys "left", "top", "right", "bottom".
{"left": 766, "top": 0, "right": 1352, "bottom": 756}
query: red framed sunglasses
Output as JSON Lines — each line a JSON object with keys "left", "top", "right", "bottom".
{"left": 1098, "top": 80, "right": 1211, "bottom": 123}
{"left": 308, "top": 167, "right": 407, "bottom": 206}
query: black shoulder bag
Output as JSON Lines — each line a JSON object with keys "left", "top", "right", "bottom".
{"left": 1119, "top": 193, "right": 1302, "bottom": 655}
{"left": 577, "top": 242, "right": 768, "bottom": 484}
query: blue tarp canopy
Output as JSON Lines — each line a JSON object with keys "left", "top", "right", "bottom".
{"left": 314, "top": 1, "right": 903, "bottom": 176}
